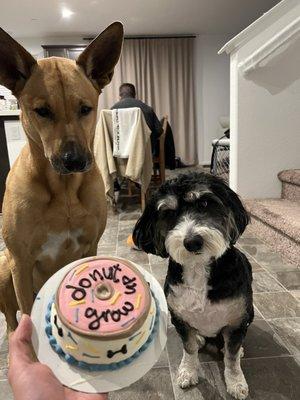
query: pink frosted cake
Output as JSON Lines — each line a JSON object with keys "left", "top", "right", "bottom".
{"left": 45, "top": 257, "right": 159, "bottom": 371}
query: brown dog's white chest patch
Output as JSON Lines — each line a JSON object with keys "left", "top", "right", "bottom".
{"left": 38, "top": 229, "right": 83, "bottom": 261}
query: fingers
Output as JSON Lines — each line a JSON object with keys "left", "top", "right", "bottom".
{"left": 65, "top": 387, "right": 108, "bottom": 400}
{"left": 11, "top": 314, "right": 32, "bottom": 341}
{"left": 9, "top": 314, "right": 34, "bottom": 373}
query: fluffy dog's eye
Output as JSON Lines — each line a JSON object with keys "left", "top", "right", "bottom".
{"left": 34, "top": 107, "right": 53, "bottom": 119}
{"left": 80, "top": 105, "right": 92, "bottom": 116}
{"left": 198, "top": 199, "right": 208, "bottom": 208}
{"left": 160, "top": 208, "right": 177, "bottom": 217}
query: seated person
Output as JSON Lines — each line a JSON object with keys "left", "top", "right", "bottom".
{"left": 111, "top": 83, "right": 162, "bottom": 156}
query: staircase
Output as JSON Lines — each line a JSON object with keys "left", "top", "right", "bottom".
{"left": 245, "top": 169, "right": 300, "bottom": 266}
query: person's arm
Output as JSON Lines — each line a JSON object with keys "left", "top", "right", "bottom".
{"left": 9, "top": 314, "right": 107, "bottom": 400}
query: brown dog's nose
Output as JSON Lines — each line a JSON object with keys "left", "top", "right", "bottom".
{"left": 61, "top": 141, "right": 90, "bottom": 173}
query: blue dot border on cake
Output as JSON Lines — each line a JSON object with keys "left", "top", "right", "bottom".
{"left": 44, "top": 292, "right": 160, "bottom": 372}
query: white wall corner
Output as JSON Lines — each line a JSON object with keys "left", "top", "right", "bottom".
{"left": 238, "top": 15, "right": 300, "bottom": 74}
{"left": 229, "top": 53, "right": 239, "bottom": 193}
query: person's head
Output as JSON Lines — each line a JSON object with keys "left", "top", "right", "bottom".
{"left": 119, "top": 83, "right": 136, "bottom": 99}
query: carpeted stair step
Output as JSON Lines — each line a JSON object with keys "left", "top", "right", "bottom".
{"left": 245, "top": 198, "right": 300, "bottom": 265}
{"left": 278, "top": 169, "right": 300, "bottom": 202}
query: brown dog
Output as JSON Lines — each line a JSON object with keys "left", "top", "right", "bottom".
{"left": 0, "top": 22, "right": 124, "bottom": 331}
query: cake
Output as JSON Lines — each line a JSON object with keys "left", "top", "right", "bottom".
{"left": 45, "top": 257, "right": 159, "bottom": 371}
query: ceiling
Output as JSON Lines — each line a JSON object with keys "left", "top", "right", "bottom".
{"left": 0, "top": 0, "right": 281, "bottom": 38}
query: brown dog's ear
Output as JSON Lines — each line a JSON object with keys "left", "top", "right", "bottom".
{"left": 0, "top": 28, "right": 37, "bottom": 96}
{"left": 77, "top": 22, "right": 124, "bottom": 92}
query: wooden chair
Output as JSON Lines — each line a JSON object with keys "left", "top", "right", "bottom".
{"left": 152, "top": 115, "right": 168, "bottom": 185}
{"left": 126, "top": 118, "right": 168, "bottom": 244}
{"left": 127, "top": 115, "right": 168, "bottom": 211}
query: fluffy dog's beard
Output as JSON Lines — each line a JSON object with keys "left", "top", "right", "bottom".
{"left": 165, "top": 216, "right": 228, "bottom": 266}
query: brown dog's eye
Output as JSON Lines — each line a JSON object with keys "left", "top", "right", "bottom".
{"left": 80, "top": 105, "right": 92, "bottom": 116}
{"left": 34, "top": 107, "right": 53, "bottom": 119}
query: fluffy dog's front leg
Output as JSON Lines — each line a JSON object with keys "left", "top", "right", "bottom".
{"left": 223, "top": 327, "right": 249, "bottom": 400}
{"left": 178, "top": 347, "right": 200, "bottom": 389}
{"left": 171, "top": 313, "right": 201, "bottom": 388}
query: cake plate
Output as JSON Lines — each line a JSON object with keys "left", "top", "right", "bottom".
{"left": 31, "top": 255, "right": 168, "bottom": 393}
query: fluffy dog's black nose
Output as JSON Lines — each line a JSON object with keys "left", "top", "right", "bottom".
{"left": 184, "top": 235, "right": 204, "bottom": 252}
{"left": 61, "top": 142, "right": 89, "bottom": 173}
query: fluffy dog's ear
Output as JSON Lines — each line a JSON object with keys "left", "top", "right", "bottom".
{"left": 133, "top": 195, "right": 168, "bottom": 258}
{"left": 0, "top": 28, "right": 37, "bottom": 96}
{"left": 77, "top": 22, "right": 123, "bottom": 92}
{"left": 226, "top": 188, "right": 250, "bottom": 244}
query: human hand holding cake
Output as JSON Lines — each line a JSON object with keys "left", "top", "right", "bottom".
{"left": 9, "top": 314, "right": 107, "bottom": 400}
{"left": 30, "top": 256, "right": 166, "bottom": 393}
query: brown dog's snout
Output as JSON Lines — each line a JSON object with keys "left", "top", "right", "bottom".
{"left": 52, "top": 141, "right": 92, "bottom": 174}
{"left": 61, "top": 141, "right": 87, "bottom": 172}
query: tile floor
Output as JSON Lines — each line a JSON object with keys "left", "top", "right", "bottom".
{"left": 0, "top": 186, "right": 299, "bottom": 399}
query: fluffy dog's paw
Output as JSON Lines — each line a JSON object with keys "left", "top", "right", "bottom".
{"left": 226, "top": 377, "right": 249, "bottom": 399}
{"left": 177, "top": 365, "right": 199, "bottom": 388}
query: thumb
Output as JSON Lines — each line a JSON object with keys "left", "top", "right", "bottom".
{"left": 9, "top": 314, "right": 34, "bottom": 371}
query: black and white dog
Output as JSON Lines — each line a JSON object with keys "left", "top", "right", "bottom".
{"left": 133, "top": 172, "right": 253, "bottom": 400}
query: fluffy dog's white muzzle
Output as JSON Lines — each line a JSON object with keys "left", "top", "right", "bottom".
{"left": 165, "top": 215, "right": 228, "bottom": 266}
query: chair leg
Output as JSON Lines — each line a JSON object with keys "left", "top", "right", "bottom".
{"left": 160, "top": 166, "right": 165, "bottom": 183}
{"left": 141, "top": 188, "right": 149, "bottom": 211}
{"left": 127, "top": 179, "right": 133, "bottom": 196}
{"left": 159, "top": 160, "right": 165, "bottom": 183}
{"left": 141, "top": 191, "right": 146, "bottom": 211}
